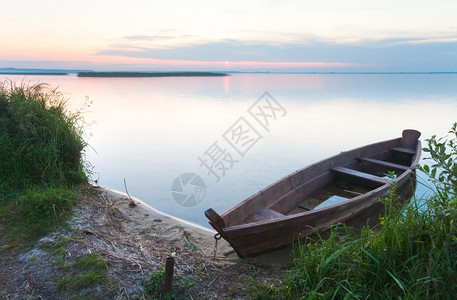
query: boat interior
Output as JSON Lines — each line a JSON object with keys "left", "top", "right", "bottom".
{"left": 241, "top": 146, "right": 416, "bottom": 224}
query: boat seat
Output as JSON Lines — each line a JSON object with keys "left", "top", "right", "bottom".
{"left": 358, "top": 157, "right": 409, "bottom": 171}
{"left": 244, "top": 208, "right": 284, "bottom": 223}
{"left": 298, "top": 204, "right": 313, "bottom": 211}
{"left": 390, "top": 147, "right": 416, "bottom": 155}
{"left": 332, "top": 166, "right": 391, "bottom": 185}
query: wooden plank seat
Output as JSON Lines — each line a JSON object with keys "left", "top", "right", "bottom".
{"left": 359, "top": 157, "right": 409, "bottom": 171}
{"left": 298, "top": 204, "right": 313, "bottom": 211}
{"left": 390, "top": 147, "right": 416, "bottom": 155}
{"left": 244, "top": 208, "right": 284, "bottom": 223}
{"left": 332, "top": 166, "right": 391, "bottom": 185}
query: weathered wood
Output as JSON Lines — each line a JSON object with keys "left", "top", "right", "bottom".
{"left": 391, "top": 147, "right": 417, "bottom": 155}
{"left": 359, "top": 157, "right": 409, "bottom": 171}
{"left": 205, "top": 130, "right": 422, "bottom": 258}
{"left": 298, "top": 204, "right": 313, "bottom": 211}
{"left": 332, "top": 166, "right": 391, "bottom": 185}
{"left": 327, "top": 185, "right": 364, "bottom": 198}
{"left": 268, "top": 172, "right": 334, "bottom": 214}
{"left": 400, "top": 129, "right": 421, "bottom": 148}
{"left": 204, "top": 209, "right": 226, "bottom": 230}
{"left": 243, "top": 208, "right": 284, "bottom": 223}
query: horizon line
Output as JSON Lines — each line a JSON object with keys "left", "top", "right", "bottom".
{"left": 1, "top": 68, "right": 456, "bottom": 75}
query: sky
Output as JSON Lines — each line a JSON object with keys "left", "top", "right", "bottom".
{"left": 1, "top": 0, "right": 456, "bottom": 72}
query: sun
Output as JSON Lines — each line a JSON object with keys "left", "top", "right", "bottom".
{"left": 224, "top": 61, "right": 230, "bottom": 65}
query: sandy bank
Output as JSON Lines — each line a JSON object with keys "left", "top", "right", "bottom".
{"left": 100, "top": 186, "right": 235, "bottom": 258}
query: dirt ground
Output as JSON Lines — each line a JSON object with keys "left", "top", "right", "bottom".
{"left": 0, "top": 186, "right": 285, "bottom": 299}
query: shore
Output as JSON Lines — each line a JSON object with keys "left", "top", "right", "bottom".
{"left": 100, "top": 186, "right": 234, "bottom": 258}
{"left": 0, "top": 185, "right": 283, "bottom": 299}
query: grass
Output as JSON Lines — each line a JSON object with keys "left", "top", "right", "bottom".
{"left": 249, "top": 123, "right": 457, "bottom": 299}
{"left": 0, "top": 81, "right": 88, "bottom": 190}
{"left": 143, "top": 260, "right": 195, "bottom": 299}
{"left": 0, "top": 81, "right": 89, "bottom": 245}
{"left": 144, "top": 267, "right": 166, "bottom": 295}
{"left": 57, "top": 253, "right": 110, "bottom": 291}
{"left": 0, "top": 185, "right": 78, "bottom": 243}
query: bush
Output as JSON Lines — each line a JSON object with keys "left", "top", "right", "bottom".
{"left": 419, "top": 122, "right": 457, "bottom": 204}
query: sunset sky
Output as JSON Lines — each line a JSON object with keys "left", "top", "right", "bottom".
{"left": 1, "top": 0, "right": 456, "bottom": 72}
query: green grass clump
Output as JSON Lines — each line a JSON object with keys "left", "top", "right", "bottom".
{"left": 144, "top": 267, "right": 166, "bottom": 295}
{"left": 0, "top": 81, "right": 89, "bottom": 244}
{"left": 0, "top": 81, "right": 88, "bottom": 190}
{"left": 75, "top": 252, "right": 108, "bottom": 271}
{"left": 18, "top": 185, "right": 76, "bottom": 223}
{"left": 57, "top": 271, "right": 106, "bottom": 290}
{"left": 250, "top": 123, "right": 457, "bottom": 299}
{"left": 57, "top": 253, "right": 109, "bottom": 291}
{"left": 0, "top": 186, "right": 76, "bottom": 239}
{"left": 143, "top": 263, "right": 193, "bottom": 299}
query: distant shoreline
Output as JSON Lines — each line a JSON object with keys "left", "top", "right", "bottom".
{"left": 1, "top": 68, "right": 455, "bottom": 77}
{"left": 77, "top": 71, "right": 230, "bottom": 77}
{"left": 0, "top": 72, "right": 69, "bottom": 75}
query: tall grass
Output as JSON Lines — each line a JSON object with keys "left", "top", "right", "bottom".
{"left": 0, "top": 81, "right": 88, "bottom": 191}
{"left": 250, "top": 123, "right": 457, "bottom": 299}
{"left": 0, "top": 81, "right": 89, "bottom": 240}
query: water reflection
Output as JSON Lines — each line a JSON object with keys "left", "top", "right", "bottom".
{"left": 2, "top": 73, "right": 456, "bottom": 228}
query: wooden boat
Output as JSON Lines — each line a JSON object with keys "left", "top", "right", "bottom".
{"left": 205, "top": 130, "right": 421, "bottom": 258}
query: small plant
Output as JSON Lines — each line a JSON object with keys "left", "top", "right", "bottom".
{"left": 143, "top": 264, "right": 192, "bottom": 299}
{"left": 55, "top": 236, "right": 75, "bottom": 248}
{"left": 144, "top": 267, "right": 166, "bottom": 296}
{"left": 52, "top": 247, "right": 68, "bottom": 255}
{"left": 75, "top": 252, "right": 108, "bottom": 271}
{"left": 56, "top": 256, "right": 71, "bottom": 269}
{"left": 419, "top": 122, "right": 457, "bottom": 202}
{"left": 57, "top": 252, "right": 109, "bottom": 291}
{"left": 183, "top": 236, "right": 202, "bottom": 253}
{"left": 57, "top": 271, "right": 106, "bottom": 290}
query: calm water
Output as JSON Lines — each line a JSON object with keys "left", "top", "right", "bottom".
{"left": 3, "top": 73, "right": 457, "bottom": 228}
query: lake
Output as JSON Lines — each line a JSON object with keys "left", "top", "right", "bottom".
{"left": 2, "top": 73, "right": 457, "bottom": 228}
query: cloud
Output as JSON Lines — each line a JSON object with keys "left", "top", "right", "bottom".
{"left": 122, "top": 35, "right": 176, "bottom": 41}
{"left": 121, "top": 34, "right": 195, "bottom": 42}
{"left": 96, "top": 37, "right": 457, "bottom": 71}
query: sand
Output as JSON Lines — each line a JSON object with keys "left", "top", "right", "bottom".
{"left": 100, "top": 186, "right": 235, "bottom": 259}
